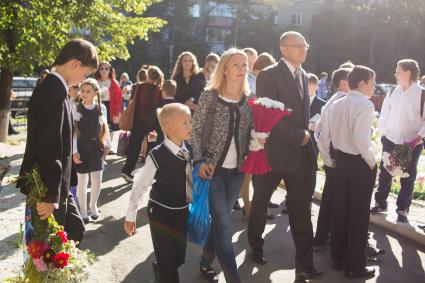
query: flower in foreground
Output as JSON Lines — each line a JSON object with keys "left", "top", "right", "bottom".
{"left": 56, "top": 230, "right": 69, "bottom": 243}
{"left": 53, "top": 252, "right": 70, "bottom": 269}
{"left": 27, "top": 240, "right": 50, "bottom": 259}
{"left": 32, "top": 257, "right": 48, "bottom": 272}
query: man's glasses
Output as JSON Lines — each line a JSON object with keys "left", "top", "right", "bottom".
{"left": 283, "top": 44, "right": 310, "bottom": 50}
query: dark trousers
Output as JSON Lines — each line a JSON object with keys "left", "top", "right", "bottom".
{"left": 331, "top": 151, "right": 377, "bottom": 272}
{"left": 53, "top": 194, "right": 85, "bottom": 244}
{"left": 147, "top": 201, "right": 188, "bottom": 283}
{"left": 314, "top": 165, "right": 336, "bottom": 244}
{"left": 374, "top": 136, "right": 423, "bottom": 210}
{"left": 122, "top": 121, "right": 150, "bottom": 176}
{"left": 248, "top": 148, "right": 314, "bottom": 271}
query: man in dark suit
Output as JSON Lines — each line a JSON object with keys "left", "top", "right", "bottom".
{"left": 247, "top": 31, "right": 323, "bottom": 281}
{"left": 18, "top": 39, "right": 98, "bottom": 243}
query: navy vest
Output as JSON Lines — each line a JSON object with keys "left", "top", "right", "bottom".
{"left": 149, "top": 143, "right": 190, "bottom": 207}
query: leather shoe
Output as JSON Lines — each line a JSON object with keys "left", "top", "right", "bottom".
{"left": 295, "top": 267, "right": 324, "bottom": 281}
{"left": 345, "top": 267, "right": 375, "bottom": 279}
{"left": 251, "top": 250, "right": 267, "bottom": 265}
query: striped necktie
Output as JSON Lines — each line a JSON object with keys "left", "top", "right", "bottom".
{"left": 178, "top": 150, "right": 192, "bottom": 203}
{"left": 294, "top": 68, "right": 304, "bottom": 100}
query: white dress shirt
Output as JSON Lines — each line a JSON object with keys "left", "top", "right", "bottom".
{"left": 98, "top": 79, "right": 111, "bottom": 101}
{"left": 318, "top": 90, "right": 376, "bottom": 168}
{"left": 125, "top": 138, "right": 189, "bottom": 222}
{"left": 282, "top": 58, "right": 304, "bottom": 91}
{"left": 220, "top": 95, "right": 239, "bottom": 169}
{"left": 378, "top": 82, "right": 425, "bottom": 144}
{"left": 248, "top": 72, "right": 256, "bottom": 96}
{"left": 314, "top": 91, "right": 347, "bottom": 142}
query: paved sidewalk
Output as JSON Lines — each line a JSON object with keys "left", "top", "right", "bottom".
{"left": 314, "top": 173, "right": 425, "bottom": 246}
{"left": 1, "top": 145, "right": 425, "bottom": 282}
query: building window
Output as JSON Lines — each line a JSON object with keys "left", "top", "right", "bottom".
{"left": 290, "top": 13, "right": 302, "bottom": 26}
{"left": 189, "top": 3, "right": 200, "bottom": 18}
{"left": 207, "top": 1, "right": 236, "bottom": 18}
{"left": 205, "top": 27, "right": 233, "bottom": 43}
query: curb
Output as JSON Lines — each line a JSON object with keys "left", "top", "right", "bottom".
{"left": 313, "top": 190, "right": 425, "bottom": 247}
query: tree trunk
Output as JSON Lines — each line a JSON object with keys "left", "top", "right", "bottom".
{"left": 0, "top": 68, "right": 13, "bottom": 143}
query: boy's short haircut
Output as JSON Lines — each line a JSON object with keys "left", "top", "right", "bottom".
{"left": 53, "top": 38, "right": 99, "bottom": 69}
{"left": 162, "top": 80, "right": 177, "bottom": 97}
{"left": 339, "top": 61, "right": 354, "bottom": 69}
{"left": 243, "top": 47, "right": 258, "bottom": 58}
{"left": 320, "top": 72, "right": 328, "bottom": 79}
{"left": 205, "top": 52, "right": 220, "bottom": 63}
{"left": 348, "top": 65, "right": 375, "bottom": 90}
{"left": 308, "top": 73, "right": 319, "bottom": 84}
{"left": 332, "top": 68, "right": 351, "bottom": 88}
{"left": 397, "top": 59, "right": 420, "bottom": 82}
{"left": 157, "top": 103, "right": 191, "bottom": 133}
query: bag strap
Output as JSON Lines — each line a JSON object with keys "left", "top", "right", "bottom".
{"left": 200, "top": 90, "right": 219, "bottom": 154}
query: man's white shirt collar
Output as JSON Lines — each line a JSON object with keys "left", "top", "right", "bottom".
{"left": 282, "top": 57, "right": 303, "bottom": 78}
{"left": 163, "top": 137, "right": 188, "bottom": 157}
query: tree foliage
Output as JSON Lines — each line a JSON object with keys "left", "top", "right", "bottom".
{"left": 0, "top": 0, "right": 165, "bottom": 142}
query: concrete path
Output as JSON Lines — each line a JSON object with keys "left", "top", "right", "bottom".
{"left": 1, "top": 146, "right": 424, "bottom": 282}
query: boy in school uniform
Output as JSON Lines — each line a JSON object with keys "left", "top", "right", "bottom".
{"left": 319, "top": 65, "right": 377, "bottom": 278}
{"left": 124, "top": 103, "right": 193, "bottom": 283}
{"left": 18, "top": 39, "right": 99, "bottom": 243}
{"left": 314, "top": 68, "right": 351, "bottom": 249}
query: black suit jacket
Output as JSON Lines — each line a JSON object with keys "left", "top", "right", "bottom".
{"left": 18, "top": 74, "right": 77, "bottom": 203}
{"left": 257, "top": 59, "right": 315, "bottom": 173}
{"left": 309, "top": 95, "right": 326, "bottom": 156}
{"left": 310, "top": 95, "right": 326, "bottom": 119}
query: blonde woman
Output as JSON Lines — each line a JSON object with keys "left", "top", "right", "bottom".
{"left": 190, "top": 48, "right": 254, "bottom": 283}
{"left": 172, "top": 51, "right": 206, "bottom": 111}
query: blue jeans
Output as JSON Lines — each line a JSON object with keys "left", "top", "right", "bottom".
{"left": 200, "top": 168, "right": 244, "bottom": 283}
{"left": 375, "top": 136, "right": 423, "bottom": 210}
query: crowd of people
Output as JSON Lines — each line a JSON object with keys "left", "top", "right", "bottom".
{"left": 17, "top": 29, "right": 425, "bottom": 283}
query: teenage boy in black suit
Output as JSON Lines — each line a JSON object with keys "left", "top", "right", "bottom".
{"left": 18, "top": 39, "right": 99, "bottom": 243}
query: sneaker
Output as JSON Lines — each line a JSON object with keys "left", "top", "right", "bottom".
{"left": 370, "top": 204, "right": 387, "bottom": 214}
{"left": 233, "top": 200, "right": 241, "bottom": 210}
{"left": 121, "top": 173, "right": 134, "bottom": 183}
{"left": 91, "top": 214, "right": 99, "bottom": 221}
{"left": 200, "top": 266, "right": 219, "bottom": 282}
{"left": 365, "top": 242, "right": 385, "bottom": 260}
{"left": 396, "top": 209, "right": 409, "bottom": 223}
{"left": 268, "top": 201, "right": 279, "bottom": 208}
{"left": 83, "top": 218, "right": 89, "bottom": 224}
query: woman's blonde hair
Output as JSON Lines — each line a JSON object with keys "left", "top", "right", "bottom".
{"left": 205, "top": 48, "right": 250, "bottom": 95}
{"left": 171, "top": 51, "right": 200, "bottom": 79}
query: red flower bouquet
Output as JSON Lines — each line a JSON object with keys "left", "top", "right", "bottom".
{"left": 8, "top": 166, "right": 95, "bottom": 283}
{"left": 240, "top": 97, "right": 292, "bottom": 175}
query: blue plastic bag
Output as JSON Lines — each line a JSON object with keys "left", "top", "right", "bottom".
{"left": 187, "top": 164, "right": 211, "bottom": 245}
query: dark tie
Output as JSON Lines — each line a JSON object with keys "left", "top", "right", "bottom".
{"left": 294, "top": 68, "right": 304, "bottom": 100}
{"left": 177, "top": 150, "right": 193, "bottom": 202}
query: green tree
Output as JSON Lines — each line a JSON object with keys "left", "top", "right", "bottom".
{"left": 0, "top": 0, "right": 165, "bottom": 142}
